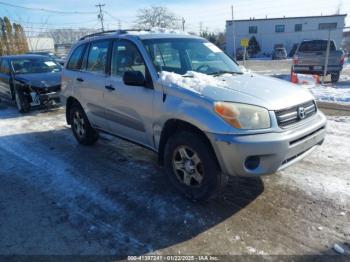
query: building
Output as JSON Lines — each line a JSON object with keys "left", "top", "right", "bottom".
{"left": 226, "top": 14, "right": 347, "bottom": 57}
{"left": 26, "top": 37, "right": 55, "bottom": 52}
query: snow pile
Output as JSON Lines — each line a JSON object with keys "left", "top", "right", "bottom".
{"left": 159, "top": 71, "right": 229, "bottom": 94}
{"left": 303, "top": 84, "right": 350, "bottom": 104}
{"left": 129, "top": 27, "right": 188, "bottom": 35}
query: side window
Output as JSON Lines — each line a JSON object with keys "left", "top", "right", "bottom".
{"left": 0, "top": 59, "right": 10, "bottom": 75}
{"left": 67, "top": 44, "right": 85, "bottom": 70}
{"left": 111, "top": 40, "right": 146, "bottom": 77}
{"left": 86, "top": 40, "right": 110, "bottom": 74}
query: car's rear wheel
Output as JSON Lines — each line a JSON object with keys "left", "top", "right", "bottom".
{"left": 164, "top": 131, "right": 222, "bottom": 201}
{"left": 15, "top": 89, "right": 30, "bottom": 113}
{"left": 70, "top": 104, "right": 98, "bottom": 145}
{"left": 331, "top": 73, "right": 340, "bottom": 83}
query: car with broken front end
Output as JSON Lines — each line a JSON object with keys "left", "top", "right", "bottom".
{"left": 61, "top": 30, "right": 327, "bottom": 201}
{"left": 0, "top": 55, "right": 62, "bottom": 113}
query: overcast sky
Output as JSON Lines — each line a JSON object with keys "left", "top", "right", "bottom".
{"left": 0, "top": 0, "right": 349, "bottom": 33}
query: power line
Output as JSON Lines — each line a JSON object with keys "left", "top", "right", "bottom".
{"left": 0, "top": 1, "right": 96, "bottom": 15}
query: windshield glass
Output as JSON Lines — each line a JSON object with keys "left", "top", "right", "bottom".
{"left": 143, "top": 38, "right": 241, "bottom": 76}
{"left": 11, "top": 57, "right": 62, "bottom": 74}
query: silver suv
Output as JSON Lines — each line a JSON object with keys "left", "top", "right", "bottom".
{"left": 61, "top": 30, "right": 327, "bottom": 201}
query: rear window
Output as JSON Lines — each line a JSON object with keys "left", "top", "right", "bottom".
{"left": 299, "top": 41, "right": 336, "bottom": 52}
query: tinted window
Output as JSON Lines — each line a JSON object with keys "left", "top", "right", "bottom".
{"left": 111, "top": 40, "right": 146, "bottom": 77}
{"left": 299, "top": 40, "right": 336, "bottom": 52}
{"left": 319, "top": 23, "right": 337, "bottom": 30}
{"left": 295, "top": 24, "right": 302, "bottom": 32}
{"left": 275, "top": 25, "right": 285, "bottom": 33}
{"left": 86, "top": 40, "right": 110, "bottom": 74}
{"left": 249, "top": 26, "right": 258, "bottom": 34}
{"left": 0, "top": 59, "right": 11, "bottom": 74}
{"left": 67, "top": 44, "right": 85, "bottom": 70}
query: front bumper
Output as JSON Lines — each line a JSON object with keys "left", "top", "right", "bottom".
{"left": 30, "top": 91, "right": 61, "bottom": 106}
{"left": 207, "top": 112, "right": 327, "bottom": 177}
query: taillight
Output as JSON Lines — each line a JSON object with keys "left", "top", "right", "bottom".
{"left": 293, "top": 55, "right": 299, "bottom": 65}
{"left": 339, "top": 54, "right": 345, "bottom": 65}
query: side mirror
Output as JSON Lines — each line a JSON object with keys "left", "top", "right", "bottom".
{"left": 123, "top": 71, "right": 145, "bottom": 86}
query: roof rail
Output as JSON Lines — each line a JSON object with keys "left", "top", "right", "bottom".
{"left": 79, "top": 29, "right": 150, "bottom": 41}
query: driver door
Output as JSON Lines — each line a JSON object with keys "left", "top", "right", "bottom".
{"left": 104, "top": 39, "right": 155, "bottom": 148}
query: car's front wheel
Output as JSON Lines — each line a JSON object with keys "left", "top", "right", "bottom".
{"left": 70, "top": 104, "right": 98, "bottom": 145}
{"left": 15, "top": 89, "right": 30, "bottom": 113}
{"left": 164, "top": 131, "right": 222, "bottom": 201}
{"left": 331, "top": 73, "right": 340, "bottom": 83}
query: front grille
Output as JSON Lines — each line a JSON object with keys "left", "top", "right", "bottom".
{"left": 275, "top": 100, "right": 317, "bottom": 128}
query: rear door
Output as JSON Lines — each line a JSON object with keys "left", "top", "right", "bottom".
{"left": 0, "top": 59, "right": 12, "bottom": 99}
{"left": 104, "top": 39, "right": 155, "bottom": 147}
{"left": 75, "top": 39, "right": 112, "bottom": 129}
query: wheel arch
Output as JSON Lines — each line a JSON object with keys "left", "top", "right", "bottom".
{"left": 157, "top": 119, "right": 219, "bottom": 168}
{"left": 66, "top": 96, "right": 81, "bottom": 125}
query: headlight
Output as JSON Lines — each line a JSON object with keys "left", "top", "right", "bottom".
{"left": 214, "top": 102, "right": 271, "bottom": 129}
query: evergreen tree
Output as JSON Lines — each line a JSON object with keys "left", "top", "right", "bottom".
{"left": 0, "top": 18, "right": 10, "bottom": 55}
{"left": 18, "top": 24, "right": 29, "bottom": 53}
{"left": 4, "top": 16, "right": 15, "bottom": 54}
{"left": 248, "top": 36, "right": 261, "bottom": 56}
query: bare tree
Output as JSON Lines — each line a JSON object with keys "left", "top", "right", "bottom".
{"left": 135, "top": 6, "right": 180, "bottom": 30}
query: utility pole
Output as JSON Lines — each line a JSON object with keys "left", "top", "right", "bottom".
{"left": 231, "top": 5, "right": 236, "bottom": 60}
{"left": 96, "top": 3, "right": 105, "bottom": 32}
{"left": 322, "top": 28, "right": 332, "bottom": 84}
{"left": 182, "top": 17, "right": 186, "bottom": 31}
{"left": 199, "top": 22, "right": 203, "bottom": 35}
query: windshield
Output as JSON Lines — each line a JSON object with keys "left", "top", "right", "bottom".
{"left": 142, "top": 38, "right": 242, "bottom": 76}
{"left": 11, "top": 57, "right": 62, "bottom": 74}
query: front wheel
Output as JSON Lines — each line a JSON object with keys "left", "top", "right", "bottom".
{"left": 331, "top": 73, "right": 340, "bottom": 83}
{"left": 164, "top": 131, "right": 222, "bottom": 201}
{"left": 70, "top": 104, "right": 98, "bottom": 145}
{"left": 15, "top": 89, "right": 30, "bottom": 113}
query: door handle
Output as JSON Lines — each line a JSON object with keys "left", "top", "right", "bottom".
{"left": 105, "top": 85, "right": 115, "bottom": 91}
{"left": 76, "top": 78, "right": 84, "bottom": 82}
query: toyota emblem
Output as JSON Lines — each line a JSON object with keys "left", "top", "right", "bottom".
{"left": 298, "top": 107, "right": 306, "bottom": 119}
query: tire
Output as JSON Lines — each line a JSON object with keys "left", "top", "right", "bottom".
{"left": 331, "top": 73, "right": 340, "bottom": 83}
{"left": 69, "top": 103, "right": 98, "bottom": 145}
{"left": 164, "top": 131, "right": 222, "bottom": 201}
{"left": 15, "top": 89, "right": 30, "bottom": 113}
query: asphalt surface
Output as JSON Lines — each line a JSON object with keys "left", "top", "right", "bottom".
{"left": 0, "top": 60, "right": 349, "bottom": 259}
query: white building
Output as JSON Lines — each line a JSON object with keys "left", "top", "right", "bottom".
{"left": 26, "top": 37, "right": 55, "bottom": 52}
{"left": 226, "top": 14, "right": 347, "bottom": 57}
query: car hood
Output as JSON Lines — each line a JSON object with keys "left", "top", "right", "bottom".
{"left": 161, "top": 71, "right": 314, "bottom": 111}
{"left": 15, "top": 72, "right": 61, "bottom": 88}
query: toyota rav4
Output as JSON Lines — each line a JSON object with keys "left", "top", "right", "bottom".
{"left": 61, "top": 30, "right": 327, "bottom": 201}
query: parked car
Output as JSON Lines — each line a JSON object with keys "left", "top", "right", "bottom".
{"left": 0, "top": 55, "right": 62, "bottom": 113}
{"left": 61, "top": 30, "right": 326, "bottom": 201}
{"left": 272, "top": 47, "right": 288, "bottom": 60}
{"left": 292, "top": 40, "right": 345, "bottom": 82}
{"left": 289, "top": 43, "right": 298, "bottom": 58}
{"left": 26, "top": 51, "right": 65, "bottom": 65}
{"left": 235, "top": 48, "right": 249, "bottom": 61}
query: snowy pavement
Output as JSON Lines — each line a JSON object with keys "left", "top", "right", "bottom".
{"left": 0, "top": 103, "right": 349, "bottom": 257}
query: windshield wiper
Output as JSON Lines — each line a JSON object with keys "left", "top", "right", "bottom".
{"left": 209, "top": 71, "right": 243, "bottom": 76}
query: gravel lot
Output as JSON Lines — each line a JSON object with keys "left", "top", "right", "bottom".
{"left": 0, "top": 60, "right": 349, "bottom": 259}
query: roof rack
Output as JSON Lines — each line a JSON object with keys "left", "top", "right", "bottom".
{"left": 79, "top": 29, "right": 150, "bottom": 41}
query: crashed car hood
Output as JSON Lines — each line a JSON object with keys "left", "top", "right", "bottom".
{"left": 15, "top": 72, "right": 61, "bottom": 88}
{"left": 201, "top": 73, "right": 315, "bottom": 111}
